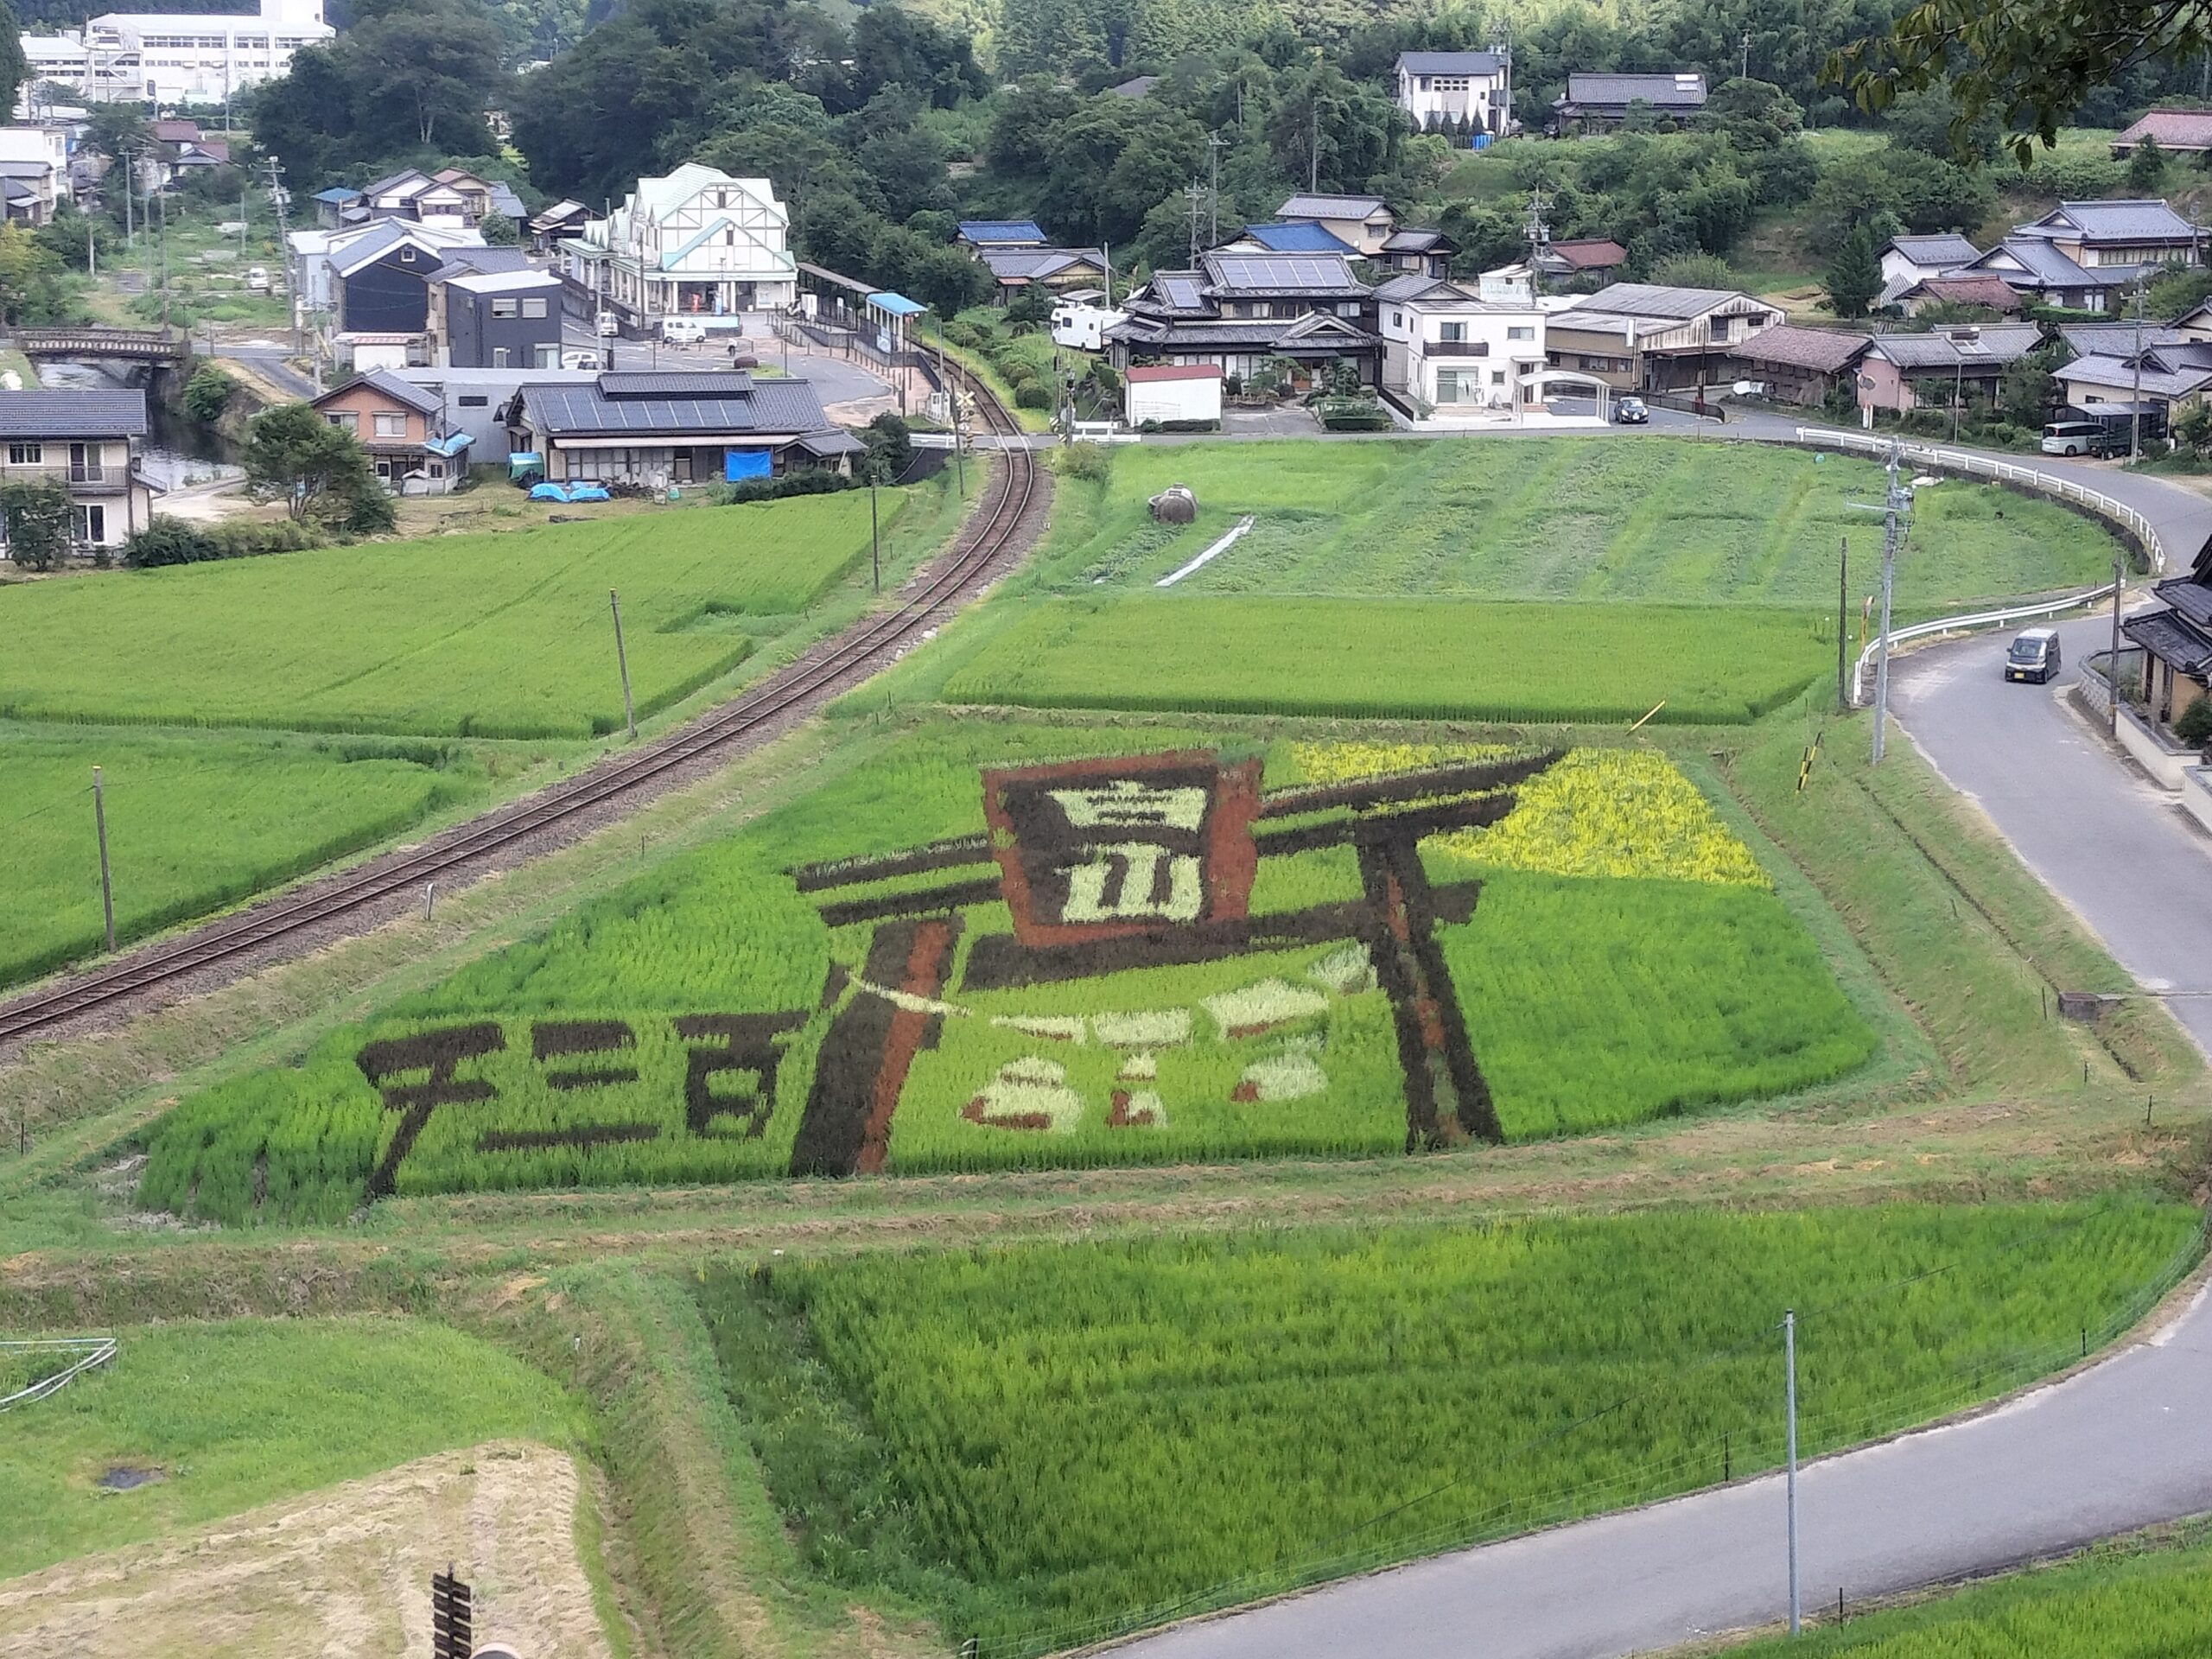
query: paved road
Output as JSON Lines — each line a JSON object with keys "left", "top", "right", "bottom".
{"left": 1115, "top": 448, "right": 2212, "bottom": 1659}
{"left": 1118, "top": 1281, "right": 2212, "bottom": 1659}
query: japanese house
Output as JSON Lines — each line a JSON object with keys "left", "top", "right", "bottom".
{"left": 0, "top": 389, "right": 151, "bottom": 553}
{"left": 312, "top": 370, "right": 471, "bottom": 493}
{"left": 1103, "top": 251, "right": 1382, "bottom": 385}
{"left": 508, "top": 371, "right": 858, "bottom": 488}
{"left": 1551, "top": 73, "right": 1707, "bottom": 131}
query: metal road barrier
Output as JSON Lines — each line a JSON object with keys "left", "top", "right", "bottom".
{"left": 1794, "top": 427, "right": 2166, "bottom": 572}
{"left": 1790, "top": 428, "right": 2160, "bottom": 708}
{"left": 1847, "top": 584, "right": 2119, "bottom": 708}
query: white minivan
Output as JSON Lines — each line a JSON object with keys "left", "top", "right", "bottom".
{"left": 661, "top": 317, "right": 709, "bottom": 346}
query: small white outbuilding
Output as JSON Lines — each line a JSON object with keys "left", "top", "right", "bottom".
{"left": 1124, "top": 363, "right": 1224, "bottom": 427}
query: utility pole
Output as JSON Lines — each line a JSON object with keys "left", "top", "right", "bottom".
{"left": 1836, "top": 538, "right": 1848, "bottom": 713}
{"left": 1310, "top": 98, "right": 1319, "bottom": 192}
{"left": 1524, "top": 187, "right": 1551, "bottom": 294}
{"left": 121, "top": 149, "right": 132, "bottom": 248}
{"left": 1206, "top": 130, "right": 1229, "bottom": 246}
{"left": 2111, "top": 552, "right": 2126, "bottom": 735}
{"left": 869, "top": 473, "right": 880, "bottom": 594}
{"left": 1851, "top": 442, "right": 1910, "bottom": 764}
{"left": 608, "top": 589, "right": 635, "bottom": 741}
{"left": 1185, "top": 177, "right": 1204, "bottom": 264}
{"left": 1740, "top": 29, "right": 1751, "bottom": 80}
{"left": 1784, "top": 1310, "right": 1801, "bottom": 1638}
{"left": 92, "top": 765, "right": 115, "bottom": 953}
{"left": 2132, "top": 276, "right": 2146, "bottom": 463}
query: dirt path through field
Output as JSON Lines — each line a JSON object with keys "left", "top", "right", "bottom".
{"left": 0, "top": 1440, "right": 612, "bottom": 1659}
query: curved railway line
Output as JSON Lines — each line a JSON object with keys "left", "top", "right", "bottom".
{"left": 0, "top": 360, "right": 1043, "bottom": 1051}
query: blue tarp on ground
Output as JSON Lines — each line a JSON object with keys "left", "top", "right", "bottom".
{"left": 723, "top": 448, "right": 772, "bottom": 481}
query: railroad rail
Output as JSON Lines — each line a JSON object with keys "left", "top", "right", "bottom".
{"left": 0, "top": 361, "right": 1040, "bottom": 1049}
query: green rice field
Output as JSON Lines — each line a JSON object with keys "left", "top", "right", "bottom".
{"left": 0, "top": 1315, "right": 581, "bottom": 1577}
{"left": 0, "top": 493, "right": 908, "bottom": 740}
{"left": 136, "top": 719, "right": 1877, "bottom": 1222}
{"left": 705, "top": 1203, "right": 2203, "bottom": 1649}
{"left": 1034, "top": 440, "right": 2116, "bottom": 609}
{"left": 944, "top": 597, "right": 1830, "bottom": 724}
{"left": 0, "top": 728, "right": 490, "bottom": 988}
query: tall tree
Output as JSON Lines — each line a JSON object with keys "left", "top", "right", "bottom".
{"left": 0, "top": 0, "right": 27, "bottom": 128}
{"left": 243, "top": 404, "right": 395, "bottom": 531}
{"left": 1826, "top": 222, "right": 1884, "bottom": 320}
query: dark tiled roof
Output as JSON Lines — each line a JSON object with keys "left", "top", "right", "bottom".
{"left": 1866, "top": 324, "right": 2044, "bottom": 369}
{"left": 1728, "top": 326, "right": 1872, "bottom": 373}
{"left": 2124, "top": 608, "right": 2212, "bottom": 676}
{"left": 0, "top": 389, "right": 146, "bottom": 438}
{"left": 1885, "top": 232, "right": 1981, "bottom": 267}
{"left": 1396, "top": 50, "right": 1503, "bottom": 75}
{"left": 1380, "top": 228, "right": 1452, "bottom": 252}
{"left": 597, "top": 372, "right": 752, "bottom": 398}
{"left": 1559, "top": 73, "right": 1707, "bottom": 108}
{"left": 2155, "top": 575, "right": 2212, "bottom": 631}
{"left": 2037, "top": 199, "right": 2200, "bottom": 242}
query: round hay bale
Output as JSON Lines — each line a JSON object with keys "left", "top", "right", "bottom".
{"left": 1150, "top": 486, "right": 1198, "bottom": 524}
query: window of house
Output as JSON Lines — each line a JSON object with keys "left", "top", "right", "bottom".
{"left": 7, "top": 442, "right": 40, "bottom": 463}
{"left": 73, "top": 503, "right": 103, "bottom": 543}
{"left": 324, "top": 411, "right": 357, "bottom": 432}
{"left": 399, "top": 245, "right": 417, "bottom": 263}
{"left": 1338, "top": 302, "right": 1361, "bottom": 317}
{"left": 1440, "top": 321, "right": 1466, "bottom": 342}
{"left": 535, "top": 344, "right": 561, "bottom": 368}
{"left": 1491, "top": 369, "right": 1506, "bottom": 385}
{"left": 522, "top": 297, "right": 548, "bottom": 319}
{"left": 491, "top": 297, "right": 518, "bottom": 317}
{"left": 459, "top": 394, "right": 489, "bottom": 407}
{"left": 1390, "top": 310, "right": 1403, "bottom": 328}
{"left": 373, "top": 411, "right": 405, "bottom": 437}
{"left": 1434, "top": 372, "right": 1460, "bottom": 403}
{"left": 1507, "top": 325, "right": 1535, "bottom": 340}
{"left": 493, "top": 346, "right": 512, "bottom": 368}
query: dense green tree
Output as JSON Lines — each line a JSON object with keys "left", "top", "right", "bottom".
{"left": 1882, "top": 85, "right": 2002, "bottom": 164}
{"left": 1265, "top": 62, "right": 1401, "bottom": 196}
{"left": 0, "top": 221, "right": 67, "bottom": 323}
{"left": 1825, "top": 222, "right": 1884, "bottom": 318}
{"left": 181, "top": 364, "right": 236, "bottom": 426}
{"left": 2148, "top": 265, "right": 2212, "bottom": 321}
{"left": 243, "top": 403, "right": 394, "bottom": 531}
{"left": 2128, "top": 135, "right": 2170, "bottom": 194}
{"left": 1803, "top": 153, "right": 1902, "bottom": 248}
{"left": 1999, "top": 350, "right": 2058, "bottom": 427}
{"left": 0, "top": 0, "right": 28, "bottom": 127}
{"left": 0, "top": 478, "right": 72, "bottom": 569}
{"left": 34, "top": 200, "right": 114, "bottom": 272}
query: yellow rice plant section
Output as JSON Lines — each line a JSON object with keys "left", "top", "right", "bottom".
{"left": 1289, "top": 742, "right": 1767, "bottom": 887}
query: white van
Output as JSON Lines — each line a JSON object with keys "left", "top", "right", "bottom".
{"left": 595, "top": 310, "right": 620, "bottom": 338}
{"left": 2041, "top": 419, "right": 2108, "bottom": 458}
{"left": 661, "top": 317, "right": 709, "bottom": 346}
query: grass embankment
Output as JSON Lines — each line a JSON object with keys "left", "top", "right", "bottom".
{"left": 0, "top": 1314, "right": 582, "bottom": 1578}
{"left": 1025, "top": 440, "right": 2115, "bottom": 609}
{"left": 703, "top": 1202, "right": 2202, "bottom": 1650}
{"left": 1726, "top": 1522, "right": 2212, "bottom": 1655}
{"left": 0, "top": 493, "right": 910, "bottom": 739}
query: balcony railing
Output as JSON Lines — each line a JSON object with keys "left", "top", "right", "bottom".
{"left": 1423, "top": 340, "right": 1491, "bottom": 357}
{"left": 67, "top": 465, "right": 106, "bottom": 484}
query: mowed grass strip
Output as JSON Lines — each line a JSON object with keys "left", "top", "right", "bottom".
{"left": 1035, "top": 439, "right": 2118, "bottom": 608}
{"left": 0, "top": 728, "right": 482, "bottom": 988}
{"left": 710, "top": 1204, "right": 2202, "bottom": 1648}
{"left": 0, "top": 1315, "right": 582, "bottom": 1578}
{"left": 0, "top": 493, "right": 902, "bottom": 739}
{"left": 945, "top": 597, "right": 1827, "bottom": 723}
{"left": 1729, "top": 1525, "right": 2212, "bottom": 1656}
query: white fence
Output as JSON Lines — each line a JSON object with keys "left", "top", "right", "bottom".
{"left": 1, "top": 1335, "right": 117, "bottom": 1410}
{"left": 1792, "top": 428, "right": 2165, "bottom": 573}
{"left": 1847, "top": 585, "right": 2119, "bottom": 708}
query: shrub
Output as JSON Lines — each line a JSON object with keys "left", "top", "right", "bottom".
{"left": 1014, "top": 382, "right": 1052, "bottom": 410}
{"left": 1053, "top": 442, "right": 1113, "bottom": 482}
{"left": 2176, "top": 697, "right": 2212, "bottom": 748}
{"left": 124, "top": 518, "right": 220, "bottom": 568}
{"left": 941, "top": 320, "right": 982, "bottom": 349}
{"left": 722, "top": 470, "right": 858, "bottom": 504}
{"left": 181, "top": 364, "right": 237, "bottom": 427}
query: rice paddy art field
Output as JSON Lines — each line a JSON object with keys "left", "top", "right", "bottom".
{"left": 133, "top": 721, "right": 1877, "bottom": 1223}
{"left": 703, "top": 1203, "right": 2204, "bottom": 1649}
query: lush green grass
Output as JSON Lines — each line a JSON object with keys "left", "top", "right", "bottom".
{"left": 0, "top": 727, "right": 491, "bottom": 989}
{"left": 1731, "top": 1528, "right": 2212, "bottom": 1656}
{"left": 944, "top": 597, "right": 1831, "bottom": 723}
{"left": 135, "top": 719, "right": 1873, "bottom": 1220}
{"left": 1028, "top": 440, "right": 2115, "bottom": 610}
{"left": 0, "top": 1314, "right": 581, "bottom": 1577}
{"left": 705, "top": 1203, "right": 2202, "bottom": 1650}
{"left": 0, "top": 492, "right": 910, "bottom": 740}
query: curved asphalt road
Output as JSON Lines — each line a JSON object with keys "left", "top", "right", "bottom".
{"left": 1114, "top": 450, "right": 2212, "bottom": 1659}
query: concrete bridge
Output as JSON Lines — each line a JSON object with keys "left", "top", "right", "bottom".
{"left": 6, "top": 327, "right": 188, "bottom": 363}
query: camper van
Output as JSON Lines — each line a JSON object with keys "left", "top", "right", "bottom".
{"left": 1050, "top": 299, "right": 1125, "bottom": 353}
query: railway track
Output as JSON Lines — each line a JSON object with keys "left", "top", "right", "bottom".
{"left": 0, "top": 362, "right": 1042, "bottom": 1050}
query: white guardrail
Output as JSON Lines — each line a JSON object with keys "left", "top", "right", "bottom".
{"left": 1792, "top": 428, "right": 2162, "bottom": 708}
{"left": 0, "top": 1335, "right": 118, "bottom": 1410}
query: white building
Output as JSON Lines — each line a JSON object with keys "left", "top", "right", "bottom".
{"left": 1376, "top": 271, "right": 1547, "bottom": 420}
{"left": 1124, "top": 362, "right": 1222, "bottom": 426}
{"left": 1050, "top": 297, "right": 1124, "bottom": 352}
{"left": 561, "top": 163, "right": 795, "bottom": 332}
{"left": 0, "top": 125, "right": 71, "bottom": 221}
{"left": 1394, "top": 50, "right": 1512, "bottom": 137}
{"left": 56, "top": 0, "right": 334, "bottom": 106}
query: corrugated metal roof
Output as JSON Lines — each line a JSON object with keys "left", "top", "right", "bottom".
{"left": 1276, "top": 194, "right": 1389, "bottom": 220}
{"left": 1727, "top": 325, "right": 1872, "bottom": 373}
{"left": 0, "top": 389, "right": 146, "bottom": 438}
{"left": 1239, "top": 222, "right": 1357, "bottom": 254}
{"left": 957, "top": 219, "right": 1047, "bottom": 245}
{"left": 1571, "top": 283, "right": 1756, "bottom": 319}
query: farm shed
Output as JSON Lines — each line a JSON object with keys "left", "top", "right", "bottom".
{"left": 1125, "top": 363, "right": 1223, "bottom": 427}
